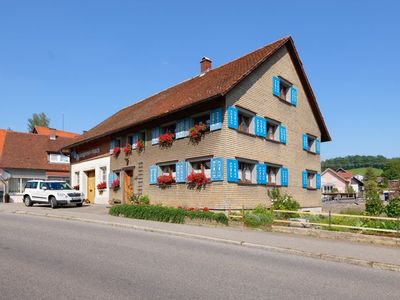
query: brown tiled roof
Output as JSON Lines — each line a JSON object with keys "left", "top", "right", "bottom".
{"left": 0, "top": 130, "right": 74, "bottom": 171}
{"left": 66, "top": 36, "right": 330, "bottom": 148}
{"left": 32, "top": 126, "right": 79, "bottom": 138}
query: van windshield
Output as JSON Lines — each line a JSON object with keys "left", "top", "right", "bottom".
{"left": 40, "top": 182, "right": 73, "bottom": 190}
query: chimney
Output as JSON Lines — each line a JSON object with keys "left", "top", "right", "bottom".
{"left": 200, "top": 57, "right": 212, "bottom": 74}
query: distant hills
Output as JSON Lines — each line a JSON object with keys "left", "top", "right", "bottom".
{"left": 322, "top": 155, "right": 396, "bottom": 172}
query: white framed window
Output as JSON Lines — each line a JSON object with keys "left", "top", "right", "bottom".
{"left": 238, "top": 159, "right": 257, "bottom": 184}
{"left": 189, "top": 158, "right": 211, "bottom": 179}
{"left": 74, "top": 172, "right": 80, "bottom": 186}
{"left": 161, "top": 123, "right": 176, "bottom": 136}
{"left": 265, "top": 163, "right": 282, "bottom": 185}
{"left": 279, "top": 78, "right": 291, "bottom": 101}
{"left": 49, "top": 153, "right": 70, "bottom": 164}
{"left": 192, "top": 113, "right": 211, "bottom": 130}
{"left": 266, "top": 120, "right": 280, "bottom": 141}
{"left": 307, "top": 135, "right": 316, "bottom": 152}
{"left": 307, "top": 171, "right": 317, "bottom": 189}
{"left": 100, "top": 167, "right": 107, "bottom": 182}
{"left": 159, "top": 163, "right": 176, "bottom": 179}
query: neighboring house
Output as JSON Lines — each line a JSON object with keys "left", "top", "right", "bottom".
{"left": 388, "top": 180, "right": 400, "bottom": 199}
{"left": 0, "top": 128, "right": 78, "bottom": 202}
{"left": 321, "top": 168, "right": 364, "bottom": 197}
{"left": 63, "top": 36, "right": 331, "bottom": 209}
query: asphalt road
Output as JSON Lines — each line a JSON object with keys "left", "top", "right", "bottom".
{"left": 1, "top": 214, "right": 399, "bottom": 300}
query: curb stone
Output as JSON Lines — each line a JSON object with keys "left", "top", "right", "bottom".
{"left": 9, "top": 210, "right": 400, "bottom": 273}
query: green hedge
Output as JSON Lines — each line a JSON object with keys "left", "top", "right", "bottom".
{"left": 109, "top": 205, "right": 228, "bottom": 225}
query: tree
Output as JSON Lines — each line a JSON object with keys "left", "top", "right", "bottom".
{"left": 363, "top": 167, "right": 377, "bottom": 182}
{"left": 27, "top": 113, "right": 50, "bottom": 132}
{"left": 364, "top": 180, "right": 384, "bottom": 215}
{"left": 382, "top": 159, "right": 400, "bottom": 181}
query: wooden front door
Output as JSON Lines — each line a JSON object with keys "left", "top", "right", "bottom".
{"left": 123, "top": 169, "right": 134, "bottom": 203}
{"left": 87, "top": 171, "right": 95, "bottom": 204}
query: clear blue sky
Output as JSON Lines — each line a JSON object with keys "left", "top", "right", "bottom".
{"left": 0, "top": 0, "right": 399, "bottom": 159}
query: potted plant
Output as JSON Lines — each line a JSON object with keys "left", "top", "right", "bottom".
{"left": 97, "top": 181, "right": 107, "bottom": 194}
{"left": 4, "top": 193, "right": 10, "bottom": 203}
{"left": 136, "top": 140, "right": 145, "bottom": 153}
{"left": 189, "top": 123, "right": 208, "bottom": 144}
{"left": 158, "top": 132, "right": 175, "bottom": 148}
{"left": 73, "top": 184, "right": 80, "bottom": 190}
{"left": 113, "top": 147, "right": 121, "bottom": 157}
{"left": 187, "top": 171, "right": 209, "bottom": 189}
{"left": 111, "top": 177, "right": 120, "bottom": 191}
{"left": 157, "top": 174, "right": 175, "bottom": 188}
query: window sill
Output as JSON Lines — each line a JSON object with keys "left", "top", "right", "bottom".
{"left": 307, "top": 187, "right": 318, "bottom": 191}
{"left": 266, "top": 183, "right": 281, "bottom": 187}
{"left": 306, "top": 150, "right": 318, "bottom": 155}
{"left": 266, "top": 138, "right": 281, "bottom": 144}
{"left": 275, "top": 96, "right": 295, "bottom": 106}
{"left": 237, "top": 130, "right": 255, "bottom": 137}
{"left": 238, "top": 181, "right": 257, "bottom": 186}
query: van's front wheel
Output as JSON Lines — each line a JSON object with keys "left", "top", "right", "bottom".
{"left": 49, "top": 196, "right": 58, "bottom": 209}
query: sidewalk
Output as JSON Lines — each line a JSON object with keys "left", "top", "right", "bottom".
{"left": 1, "top": 203, "right": 400, "bottom": 271}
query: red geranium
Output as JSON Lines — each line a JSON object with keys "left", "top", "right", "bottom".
{"left": 73, "top": 185, "right": 80, "bottom": 190}
{"left": 158, "top": 132, "right": 175, "bottom": 147}
{"left": 111, "top": 177, "right": 120, "bottom": 191}
{"left": 203, "top": 207, "right": 209, "bottom": 212}
{"left": 189, "top": 123, "right": 208, "bottom": 143}
{"left": 97, "top": 181, "right": 107, "bottom": 190}
{"left": 113, "top": 147, "right": 120, "bottom": 157}
{"left": 157, "top": 174, "right": 175, "bottom": 187}
{"left": 187, "top": 171, "right": 209, "bottom": 189}
{"left": 123, "top": 144, "right": 132, "bottom": 156}
{"left": 136, "top": 140, "right": 145, "bottom": 153}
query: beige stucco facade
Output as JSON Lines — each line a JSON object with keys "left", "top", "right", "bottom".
{"left": 107, "top": 45, "right": 323, "bottom": 209}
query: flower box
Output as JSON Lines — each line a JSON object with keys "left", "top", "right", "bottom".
{"left": 73, "top": 185, "right": 80, "bottom": 190}
{"left": 136, "top": 140, "right": 145, "bottom": 153}
{"left": 158, "top": 132, "right": 175, "bottom": 147}
{"left": 113, "top": 147, "right": 121, "bottom": 157}
{"left": 111, "top": 177, "right": 120, "bottom": 191}
{"left": 123, "top": 144, "right": 132, "bottom": 156}
{"left": 97, "top": 181, "right": 107, "bottom": 190}
{"left": 157, "top": 174, "right": 175, "bottom": 187}
{"left": 187, "top": 171, "right": 209, "bottom": 189}
{"left": 189, "top": 123, "right": 208, "bottom": 143}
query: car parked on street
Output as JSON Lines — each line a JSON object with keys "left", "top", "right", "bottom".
{"left": 23, "top": 180, "right": 85, "bottom": 208}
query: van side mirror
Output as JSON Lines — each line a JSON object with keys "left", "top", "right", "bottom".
{"left": 42, "top": 186, "right": 47, "bottom": 190}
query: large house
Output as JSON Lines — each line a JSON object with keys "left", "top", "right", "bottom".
{"left": 63, "top": 36, "right": 331, "bottom": 209}
{"left": 0, "top": 126, "right": 78, "bottom": 202}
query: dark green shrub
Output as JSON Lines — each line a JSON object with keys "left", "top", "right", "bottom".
{"left": 138, "top": 195, "right": 150, "bottom": 205}
{"left": 386, "top": 197, "right": 400, "bottom": 217}
{"left": 243, "top": 205, "right": 273, "bottom": 228}
{"left": 365, "top": 195, "right": 384, "bottom": 216}
{"left": 109, "top": 205, "right": 228, "bottom": 225}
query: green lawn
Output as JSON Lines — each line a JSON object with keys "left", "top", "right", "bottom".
{"left": 349, "top": 167, "right": 383, "bottom": 176}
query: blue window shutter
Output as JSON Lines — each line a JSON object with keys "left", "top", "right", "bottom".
{"left": 272, "top": 76, "right": 280, "bottom": 96}
{"left": 175, "top": 161, "right": 188, "bottom": 183}
{"left": 149, "top": 165, "right": 158, "bottom": 184}
{"left": 227, "top": 106, "right": 238, "bottom": 129}
{"left": 151, "top": 127, "right": 160, "bottom": 145}
{"left": 265, "top": 164, "right": 268, "bottom": 184}
{"left": 302, "top": 134, "right": 308, "bottom": 151}
{"left": 281, "top": 167, "right": 288, "bottom": 187}
{"left": 108, "top": 173, "right": 114, "bottom": 187}
{"left": 315, "top": 139, "right": 321, "bottom": 154}
{"left": 210, "top": 108, "right": 223, "bottom": 131}
{"left": 279, "top": 125, "right": 287, "bottom": 144}
{"left": 290, "top": 87, "right": 297, "bottom": 106}
{"left": 175, "top": 119, "right": 186, "bottom": 139}
{"left": 256, "top": 164, "right": 267, "bottom": 184}
{"left": 316, "top": 173, "right": 321, "bottom": 189}
{"left": 255, "top": 116, "right": 267, "bottom": 138}
{"left": 211, "top": 157, "right": 224, "bottom": 181}
{"left": 302, "top": 170, "right": 308, "bottom": 189}
{"left": 227, "top": 159, "right": 238, "bottom": 182}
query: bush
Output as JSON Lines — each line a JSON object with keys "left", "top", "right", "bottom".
{"left": 109, "top": 204, "right": 228, "bottom": 225}
{"left": 243, "top": 205, "right": 273, "bottom": 228}
{"left": 268, "top": 188, "right": 300, "bottom": 211}
{"left": 365, "top": 194, "right": 384, "bottom": 216}
{"left": 386, "top": 197, "right": 400, "bottom": 218}
{"left": 138, "top": 195, "right": 150, "bottom": 205}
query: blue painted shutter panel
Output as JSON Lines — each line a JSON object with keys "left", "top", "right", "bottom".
{"left": 149, "top": 165, "right": 158, "bottom": 184}
{"left": 302, "top": 134, "right": 308, "bottom": 151}
{"left": 265, "top": 164, "right": 268, "bottom": 184}
{"left": 290, "top": 87, "right": 297, "bottom": 106}
{"left": 211, "top": 157, "right": 224, "bottom": 181}
{"left": 279, "top": 125, "right": 287, "bottom": 144}
{"left": 281, "top": 167, "right": 288, "bottom": 187}
{"left": 255, "top": 116, "right": 267, "bottom": 138}
{"left": 227, "top": 106, "right": 238, "bottom": 129}
{"left": 227, "top": 159, "right": 238, "bottom": 182}
{"left": 175, "top": 119, "right": 186, "bottom": 139}
{"left": 151, "top": 127, "right": 160, "bottom": 145}
{"left": 175, "top": 161, "right": 188, "bottom": 183}
{"left": 210, "top": 108, "right": 223, "bottom": 131}
{"left": 316, "top": 173, "right": 321, "bottom": 189}
{"left": 302, "top": 170, "right": 308, "bottom": 189}
{"left": 256, "top": 164, "right": 267, "bottom": 184}
{"left": 272, "top": 76, "right": 280, "bottom": 96}
{"left": 315, "top": 139, "right": 321, "bottom": 154}
{"left": 108, "top": 173, "right": 114, "bottom": 187}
